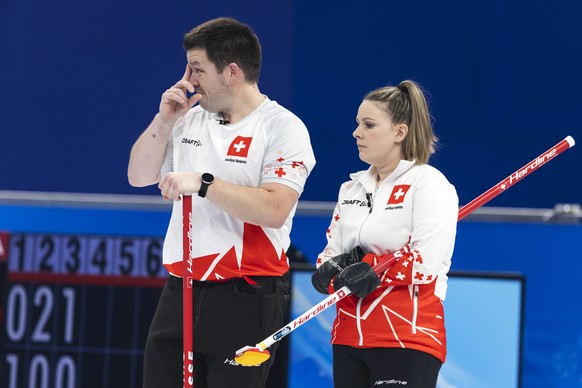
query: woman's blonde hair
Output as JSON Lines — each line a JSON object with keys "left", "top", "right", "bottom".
{"left": 364, "top": 80, "right": 437, "bottom": 164}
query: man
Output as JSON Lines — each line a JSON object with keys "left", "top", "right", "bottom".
{"left": 128, "top": 17, "right": 315, "bottom": 388}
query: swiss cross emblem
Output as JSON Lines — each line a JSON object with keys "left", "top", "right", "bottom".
{"left": 227, "top": 136, "right": 253, "bottom": 157}
{"left": 387, "top": 185, "right": 411, "bottom": 205}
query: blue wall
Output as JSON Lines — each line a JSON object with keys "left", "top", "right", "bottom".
{"left": 292, "top": 0, "right": 581, "bottom": 208}
{"left": 1, "top": 0, "right": 580, "bottom": 207}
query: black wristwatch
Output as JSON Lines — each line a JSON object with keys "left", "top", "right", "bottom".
{"left": 198, "top": 173, "right": 215, "bottom": 198}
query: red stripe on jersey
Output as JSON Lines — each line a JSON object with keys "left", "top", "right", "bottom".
{"left": 241, "top": 224, "right": 288, "bottom": 274}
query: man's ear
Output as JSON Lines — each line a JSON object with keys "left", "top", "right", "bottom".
{"left": 225, "top": 62, "right": 241, "bottom": 83}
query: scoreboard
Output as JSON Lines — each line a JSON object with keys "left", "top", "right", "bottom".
{"left": 0, "top": 230, "right": 167, "bottom": 388}
{"left": 0, "top": 197, "right": 301, "bottom": 388}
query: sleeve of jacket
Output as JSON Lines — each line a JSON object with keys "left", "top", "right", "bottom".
{"left": 315, "top": 182, "right": 350, "bottom": 269}
{"left": 364, "top": 174, "right": 458, "bottom": 286}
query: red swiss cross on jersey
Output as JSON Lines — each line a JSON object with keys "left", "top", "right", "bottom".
{"left": 387, "top": 184, "right": 411, "bottom": 205}
{"left": 227, "top": 136, "right": 253, "bottom": 158}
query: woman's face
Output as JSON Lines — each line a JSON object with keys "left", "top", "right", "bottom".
{"left": 353, "top": 100, "right": 405, "bottom": 171}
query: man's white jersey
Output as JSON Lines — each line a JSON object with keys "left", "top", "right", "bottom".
{"left": 161, "top": 97, "right": 315, "bottom": 280}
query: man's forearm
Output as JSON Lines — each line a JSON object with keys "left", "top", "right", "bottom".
{"left": 205, "top": 179, "right": 299, "bottom": 229}
{"left": 128, "top": 114, "right": 174, "bottom": 187}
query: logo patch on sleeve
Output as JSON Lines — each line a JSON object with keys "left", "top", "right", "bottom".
{"left": 387, "top": 185, "right": 411, "bottom": 205}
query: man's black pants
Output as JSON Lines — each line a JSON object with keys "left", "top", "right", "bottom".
{"left": 143, "top": 273, "right": 290, "bottom": 388}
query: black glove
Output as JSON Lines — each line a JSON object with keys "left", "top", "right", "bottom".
{"left": 334, "top": 262, "right": 380, "bottom": 298}
{"left": 311, "top": 246, "right": 365, "bottom": 294}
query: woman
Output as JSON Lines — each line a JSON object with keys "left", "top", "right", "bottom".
{"left": 311, "top": 80, "right": 458, "bottom": 388}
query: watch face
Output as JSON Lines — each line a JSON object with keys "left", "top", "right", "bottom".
{"left": 202, "top": 173, "right": 214, "bottom": 184}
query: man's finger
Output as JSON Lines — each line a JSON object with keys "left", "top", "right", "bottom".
{"left": 182, "top": 64, "right": 192, "bottom": 81}
{"left": 175, "top": 80, "right": 195, "bottom": 94}
{"left": 164, "top": 89, "right": 188, "bottom": 106}
{"left": 158, "top": 175, "right": 168, "bottom": 190}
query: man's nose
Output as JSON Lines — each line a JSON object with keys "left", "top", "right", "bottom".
{"left": 188, "top": 74, "right": 200, "bottom": 86}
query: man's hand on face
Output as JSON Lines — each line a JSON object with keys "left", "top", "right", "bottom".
{"left": 158, "top": 65, "right": 202, "bottom": 125}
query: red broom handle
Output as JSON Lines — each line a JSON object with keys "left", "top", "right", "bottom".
{"left": 183, "top": 195, "right": 194, "bottom": 388}
{"left": 372, "top": 135, "right": 575, "bottom": 274}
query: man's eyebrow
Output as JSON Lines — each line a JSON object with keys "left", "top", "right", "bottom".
{"left": 189, "top": 60, "right": 202, "bottom": 66}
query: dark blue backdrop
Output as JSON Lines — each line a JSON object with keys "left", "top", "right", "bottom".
{"left": 1, "top": 0, "right": 580, "bottom": 207}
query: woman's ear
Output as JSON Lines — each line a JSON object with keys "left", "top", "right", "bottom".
{"left": 395, "top": 124, "right": 408, "bottom": 143}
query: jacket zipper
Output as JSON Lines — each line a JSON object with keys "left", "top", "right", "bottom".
{"left": 365, "top": 192, "right": 374, "bottom": 214}
{"left": 358, "top": 191, "right": 374, "bottom": 244}
{"left": 357, "top": 187, "right": 375, "bottom": 345}
{"left": 412, "top": 285, "right": 418, "bottom": 334}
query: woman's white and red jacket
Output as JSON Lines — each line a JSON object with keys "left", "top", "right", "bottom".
{"left": 316, "top": 160, "right": 458, "bottom": 362}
